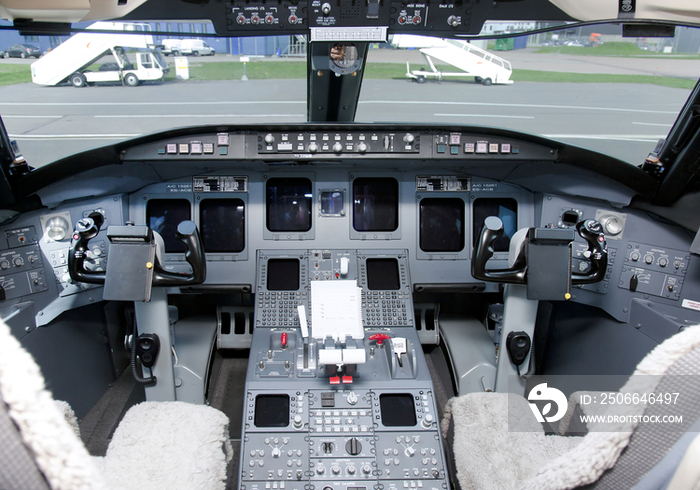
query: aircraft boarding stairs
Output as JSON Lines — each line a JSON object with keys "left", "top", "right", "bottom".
{"left": 396, "top": 35, "right": 514, "bottom": 85}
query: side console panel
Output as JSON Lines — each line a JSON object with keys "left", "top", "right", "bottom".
{"left": 0, "top": 195, "right": 127, "bottom": 327}
{"left": 539, "top": 195, "right": 700, "bottom": 329}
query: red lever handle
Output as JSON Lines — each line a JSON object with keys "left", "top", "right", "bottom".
{"left": 281, "top": 332, "right": 288, "bottom": 347}
{"left": 369, "top": 333, "right": 391, "bottom": 345}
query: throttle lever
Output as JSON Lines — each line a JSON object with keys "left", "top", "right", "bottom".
{"left": 572, "top": 219, "right": 608, "bottom": 284}
{"left": 68, "top": 217, "right": 106, "bottom": 284}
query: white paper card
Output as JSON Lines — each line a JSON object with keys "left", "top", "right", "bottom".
{"left": 311, "top": 280, "right": 363, "bottom": 341}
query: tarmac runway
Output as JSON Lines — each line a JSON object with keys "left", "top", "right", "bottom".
{"left": 0, "top": 49, "right": 693, "bottom": 168}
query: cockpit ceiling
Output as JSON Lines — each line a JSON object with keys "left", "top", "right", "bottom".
{"left": 2, "top": 0, "right": 700, "bottom": 28}
{"left": 549, "top": 0, "right": 700, "bottom": 23}
{"left": 0, "top": 0, "right": 147, "bottom": 23}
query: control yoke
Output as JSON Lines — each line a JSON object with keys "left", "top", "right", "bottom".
{"left": 472, "top": 216, "right": 608, "bottom": 287}
{"left": 69, "top": 219, "right": 206, "bottom": 295}
{"left": 151, "top": 220, "right": 206, "bottom": 287}
{"left": 68, "top": 217, "right": 106, "bottom": 284}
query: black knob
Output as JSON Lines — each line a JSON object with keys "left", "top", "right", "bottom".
{"left": 346, "top": 437, "right": 362, "bottom": 455}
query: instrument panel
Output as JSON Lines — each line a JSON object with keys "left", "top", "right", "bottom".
{"left": 0, "top": 126, "right": 697, "bottom": 332}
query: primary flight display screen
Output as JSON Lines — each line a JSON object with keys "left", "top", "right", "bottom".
{"left": 353, "top": 178, "right": 399, "bottom": 232}
{"left": 366, "top": 258, "right": 400, "bottom": 290}
{"left": 473, "top": 198, "right": 518, "bottom": 252}
{"left": 199, "top": 199, "right": 245, "bottom": 253}
{"left": 419, "top": 198, "right": 465, "bottom": 252}
{"left": 267, "top": 258, "right": 300, "bottom": 291}
{"left": 266, "top": 178, "right": 312, "bottom": 232}
{"left": 146, "top": 199, "right": 191, "bottom": 253}
{"left": 379, "top": 394, "right": 417, "bottom": 427}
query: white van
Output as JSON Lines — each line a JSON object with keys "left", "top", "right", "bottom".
{"left": 161, "top": 39, "right": 182, "bottom": 56}
{"left": 180, "top": 39, "right": 215, "bottom": 56}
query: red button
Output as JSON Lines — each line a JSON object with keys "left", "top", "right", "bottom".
{"left": 330, "top": 376, "right": 341, "bottom": 385}
{"left": 342, "top": 376, "right": 353, "bottom": 384}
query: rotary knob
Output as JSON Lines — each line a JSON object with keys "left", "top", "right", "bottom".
{"left": 308, "top": 142, "right": 319, "bottom": 153}
{"left": 333, "top": 142, "right": 343, "bottom": 153}
{"left": 293, "top": 414, "right": 303, "bottom": 429}
{"left": 357, "top": 142, "right": 368, "bottom": 153}
{"left": 13, "top": 256, "right": 24, "bottom": 267}
{"left": 331, "top": 466, "right": 341, "bottom": 475}
{"left": 630, "top": 251, "right": 640, "bottom": 261}
{"left": 347, "top": 391, "right": 358, "bottom": 405}
{"left": 316, "top": 465, "right": 326, "bottom": 475}
{"left": 347, "top": 466, "right": 356, "bottom": 475}
{"left": 403, "top": 133, "right": 415, "bottom": 144}
{"left": 421, "top": 413, "right": 434, "bottom": 428}
{"left": 346, "top": 437, "right": 362, "bottom": 456}
{"left": 361, "top": 464, "right": 371, "bottom": 475}
{"left": 0, "top": 259, "right": 9, "bottom": 270}
{"left": 264, "top": 133, "right": 275, "bottom": 144}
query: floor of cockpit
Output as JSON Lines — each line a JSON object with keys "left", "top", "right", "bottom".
{"left": 79, "top": 369, "right": 146, "bottom": 457}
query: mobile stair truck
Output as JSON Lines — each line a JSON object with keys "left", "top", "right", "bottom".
{"left": 31, "top": 22, "right": 169, "bottom": 87}
{"left": 394, "top": 34, "right": 513, "bottom": 85}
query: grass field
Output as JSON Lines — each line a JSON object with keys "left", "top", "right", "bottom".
{"left": 1, "top": 58, "right": 695, "bottom": 90}
{"left": 0, "top": 64, "right": 32, "bottom": 86}
{"left": 534, "top": 42, "right": 700, "bottom": 59}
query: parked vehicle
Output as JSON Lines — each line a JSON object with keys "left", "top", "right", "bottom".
{"left": 3, "top": 43, "right": 41, "bottom": 58}
{"left": 180, "top": 39, "right": 215, "bottom": 56}
{"left": 30, "top": 21, "right": 169, "bottom": 87}
{"left": 161, "top": 38, "right": 183, "bottom": 56}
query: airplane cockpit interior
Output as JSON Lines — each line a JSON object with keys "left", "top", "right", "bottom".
{"left": 1, "top": 0, "right": 700, "bottom": 489}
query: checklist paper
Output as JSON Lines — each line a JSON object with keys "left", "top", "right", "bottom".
{"left": 310, "top": 280, "right": 364, "bottom": 341}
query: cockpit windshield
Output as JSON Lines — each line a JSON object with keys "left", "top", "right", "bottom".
{"left": 1, "top": 20, "right": 697, "bottom": 167}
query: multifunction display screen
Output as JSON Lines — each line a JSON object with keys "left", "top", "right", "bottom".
{"left": 199, "top": 199, "right": 245, "bottom": 253}
{"left": 419, "top": 198, "right": 465, "bottom": 252}
{"left": 353, "top": 178, "right": 399, "bottom": 232}
{"left": 267, "top": 258, "right": 300, "bottom": 291}
{"left": 266, "top": 178, "right": 312, "bottom": 232}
